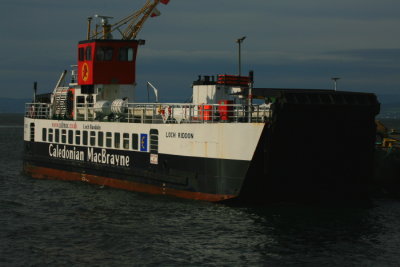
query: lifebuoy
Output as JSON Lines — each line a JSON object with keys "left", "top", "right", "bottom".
{"left": 161, "top": 106, "right": 172, "bottom": 122}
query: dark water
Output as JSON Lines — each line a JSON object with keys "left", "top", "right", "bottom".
{"left": 2, "top": 115, "right": 400, "bottom": 266}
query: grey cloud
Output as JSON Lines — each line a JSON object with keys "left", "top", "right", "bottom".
{"left": 326, "top": 49, "right": 400, "bottom": 63}
{"left": 1, "top": 0, "right": 399, "bottom": 100}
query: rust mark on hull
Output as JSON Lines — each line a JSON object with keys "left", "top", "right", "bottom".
{"left": 23, "top": 163, "right": 236, "bottom": 202}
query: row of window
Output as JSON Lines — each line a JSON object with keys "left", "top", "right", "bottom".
{"left": 78, "top": 47, "right": 135, "bottom": 62}
{"left": 42, "top": 128, "right": 140, "bottom": 150}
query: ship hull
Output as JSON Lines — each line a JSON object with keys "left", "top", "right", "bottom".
{"left": 23, "top": 143, "right": 248, "bottom": 202}
{"left": 23, "top": 163, "right": 236, "bottom": 202}
{"left": 23, "top": 89, "right": 380, "bottom": 203}
{"left": 23, "top": 118, "right": 261, "bottom": 202}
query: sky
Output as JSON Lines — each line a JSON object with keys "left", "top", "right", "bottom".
{"left": 1, "top": 0, "right": 399, "bottom": 103}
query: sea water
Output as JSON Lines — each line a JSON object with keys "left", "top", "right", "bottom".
{"left": 1, "top": 114, "right": 400, "bottom": 266}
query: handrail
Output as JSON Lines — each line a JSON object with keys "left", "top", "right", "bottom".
{"left": 25, "top": 103, "right": 52, "bottom": 119}
{"left": 25, "top": 102, "right": 272, "bottom": 123}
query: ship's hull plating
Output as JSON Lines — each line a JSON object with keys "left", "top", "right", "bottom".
{"left": 23, "top": 142, "right": 250, "bottom": 201}
{"left": 23, "top": 163, "right": 237, "bottom": 202}
{"left": 23, "top": 118, "right": 263, "bottom": 202}
{"left": 23, "top": 92, "right": 379, "bottom": 203}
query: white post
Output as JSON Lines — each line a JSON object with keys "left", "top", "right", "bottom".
{"left": 331, "top": 77, "right": 340, "bottom": 91}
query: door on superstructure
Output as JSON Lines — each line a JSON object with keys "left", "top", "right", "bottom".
{"left": 30, "top": 123, "right": 35, "bottom": 142}
{"left": 149, "top": 129, "right": 159, "bottom": 164}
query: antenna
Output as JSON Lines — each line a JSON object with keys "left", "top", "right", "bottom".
{"left": 87, "top": 17, "right": 93, "bottom": 40}
{"left": 95, "top": 14, "right": 114, "bottom": 24}
{"left": 33, "top": 81, "right": 37, "bottom": 103}
{"left": 236, "top": 36, "right": 246, "bottom": 76}
{"left": 94, "top": 14, "right": 114, "bottom": 39}
{"left": 331, "top": 77, "right": 340, "bottom": 91}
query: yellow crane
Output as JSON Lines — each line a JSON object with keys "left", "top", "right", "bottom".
{"left": 88, "top": 0, "right": 170, "bottom": 40}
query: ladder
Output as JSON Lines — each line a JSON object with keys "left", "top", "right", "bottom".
{"left": 53, "top": 87, "right": 69, "bottom": 116}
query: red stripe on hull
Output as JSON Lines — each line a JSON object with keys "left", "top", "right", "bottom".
{"left": 23, "top": 163, "right": 236, "bottom": 202}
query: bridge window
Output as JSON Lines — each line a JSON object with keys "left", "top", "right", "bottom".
{"left": 96, "top": 47, "right": 114, "bottom": 61}
{"left": 119, "top": 47, "right": 134, "bottom": 61}
{"left": 85, "top": 46, "right": 92, "bottom": 61}
{"left": 79, "top": 48, "right": 84, "bottom": 61}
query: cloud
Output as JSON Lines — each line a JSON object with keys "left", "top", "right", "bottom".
{"left": 325, "top": 48, "right": 400, "bottom": 65}
{"left": 1, "top": 0, "right": 400, "bottom": 99}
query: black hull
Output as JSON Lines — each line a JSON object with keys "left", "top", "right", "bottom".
{"left": 239, "top": 91, "right": 379, "bottom": 203}
{"left": 23, "top": 141, "right": 250, "bottom": 201}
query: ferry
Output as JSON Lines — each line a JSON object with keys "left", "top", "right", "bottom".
{"left": 23, "top": 0, "right": 380, "bottom": 202}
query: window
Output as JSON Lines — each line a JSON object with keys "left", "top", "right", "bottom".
{"left": 83, "top": 131, "right": 88, "bottom": 146}
{"left": 132, "top": 133, "right": 138, "bottom": 150}
{"left": 96, "top": 48, "right": 104, "bottom": 61}
{"left": 42, "top": 128, "right": 47, "bottom": 142}
{"left": 90, "top": 131, "right": 96, "bottom": 146}
{"left": 75, "top": 130, "right": 81, "bottom": 145}
{"left": 150, "top": 129, "right": 159, "bottom": 154}
{"left": 96, "top": 47, "right": 114, "bottom": 61}
{"left": 68, "top": 130, "right": 73, "bottom": 144}
{"left": 61, "top": 129, "right": 67, "bottom": 144}
{"left": 114, "top": 133, "right": 120, "bottom": 148}
{"left": 48, "top": 128, "right": 53, "bottom": 142}
{"left": 119, "top": 47, "right": 134, "bottom": 61}
{"left": 85, "top": 46, "right": 92, "bottom": 61}
{"left": 55, "top": 129, "right": 60, "bottom": 143}
{"left": 104, "top": 48, "right": 113, "bottom": 61}
{"left": 123, "top": 133, "right": 129, "bottom": 149}
{"left": 77, "top": 96, "right": 85, "bottom": 104}
{"left": 30, "top": 123, "right": 35, "bottom": 142}
{"left": 106, "top": 132, "right": 112, "bottom": 148}
{"left": 98, "top": 132, "right": 104, "bottom": 147}
{"left": 79, "top": 47, "right": 84, "bottom": 61}
{"left": 81, "top": 85, "right": 94, "bottom": 95}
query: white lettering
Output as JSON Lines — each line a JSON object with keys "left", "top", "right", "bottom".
{"left": 48, "top": 144, "right": 129, "bottom": 167}
{"left": 102, "top": 149, "right": 107, "bottom": 163}
{"left": 49, "top": 144, "right": 54, "bottom": 156}
{"left": 48, "top": 144, "right": 85, "bottom": 162}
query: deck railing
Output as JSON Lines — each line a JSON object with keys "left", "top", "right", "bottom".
{"left": 25, "top": 102, "right": 272, "bottom": 123}
{"left": 25, "top": 103, "right": 52, "bottom": 119}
